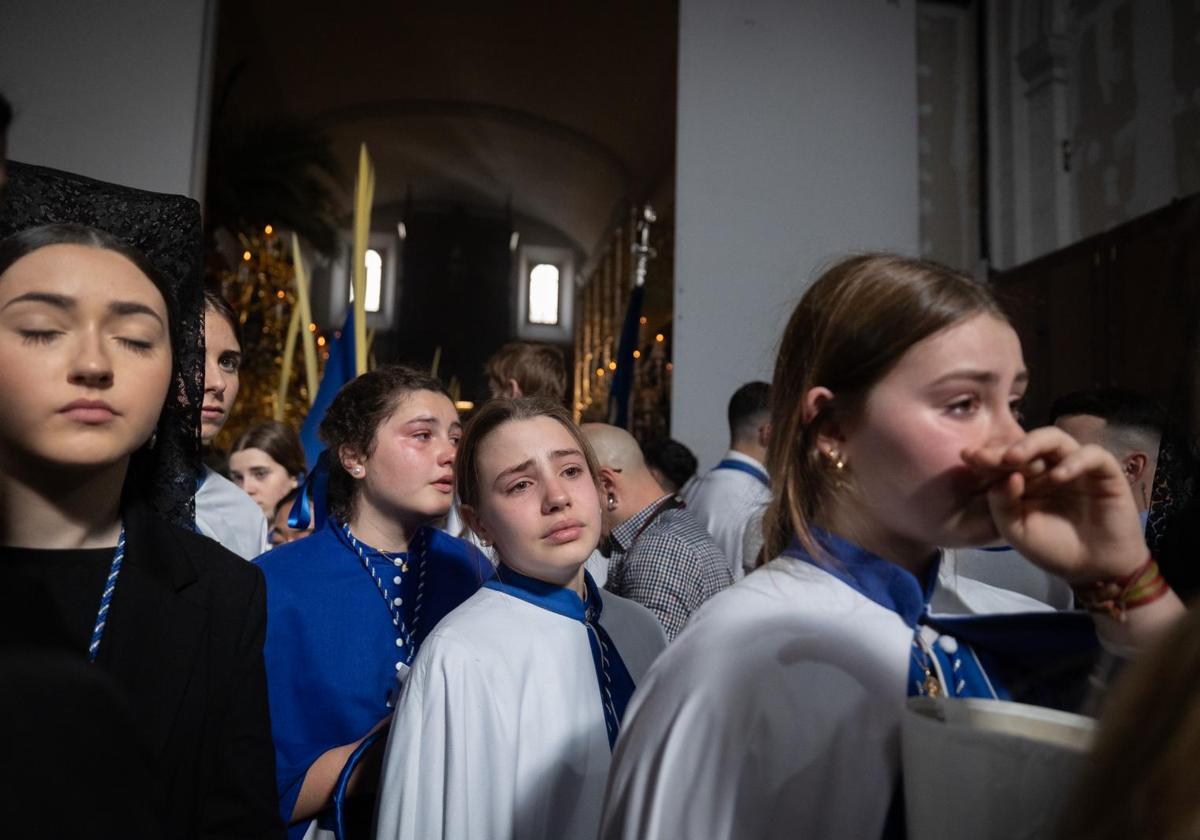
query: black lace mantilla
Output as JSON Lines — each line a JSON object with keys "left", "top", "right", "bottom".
{"left": 0, "top": 161, "right": 204, "bottom": 528}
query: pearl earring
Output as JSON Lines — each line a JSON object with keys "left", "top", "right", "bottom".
{"left": 606, "top": 494, "right": 617, "bottom": 511}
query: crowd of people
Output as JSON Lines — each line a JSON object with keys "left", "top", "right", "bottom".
{"left": 2, "top": 92, "right": 1199, "bottom": 840}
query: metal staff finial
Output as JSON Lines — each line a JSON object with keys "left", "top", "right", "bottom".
{"left": 632, "top": 203, "right": 657, "bottom": 289}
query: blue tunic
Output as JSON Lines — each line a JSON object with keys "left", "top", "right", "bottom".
{"left": 256, "top": 518, "right": 493, "bottom": 837}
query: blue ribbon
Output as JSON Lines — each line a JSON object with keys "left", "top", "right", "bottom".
{"left": 289, "top": 449, "right": 332, "bottom": 532}
{"left": 713, "top": 458, "right": 770, "bottom": 488}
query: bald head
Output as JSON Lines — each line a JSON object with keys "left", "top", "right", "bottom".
{"left": 581, "top": 423, "right": 665, "bottom": 529}
{"left": 581, "top": 423, "right": 647, "bottom": 473}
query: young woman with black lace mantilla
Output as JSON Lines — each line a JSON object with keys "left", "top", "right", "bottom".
{"left": 0, "top": 187, "right": 281, "bottom": 839}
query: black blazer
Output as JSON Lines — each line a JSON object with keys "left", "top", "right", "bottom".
{"left": 95, "top": 502, "right": 283, "bottom": 839}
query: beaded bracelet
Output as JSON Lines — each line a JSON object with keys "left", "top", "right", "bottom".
{"left": 1073, "top": 555, "right": 1169, "bottom": 622}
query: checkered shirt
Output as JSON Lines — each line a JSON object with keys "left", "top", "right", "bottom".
{"left": 604, "top": 495, "right": 733, "bottom": 640}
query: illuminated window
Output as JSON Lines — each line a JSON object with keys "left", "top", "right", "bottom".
{"left": 528, "top": 263, "right": 560, "bottom": 325}
{"left": 349, "top": 249, "right": 383, "bottom": 313}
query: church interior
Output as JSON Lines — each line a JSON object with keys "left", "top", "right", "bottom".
{"left": 3, "top": 1, "right": 1197, "bottom": 464}
{"left": 2, "top": 2, "right": 1200, "bottom": 838}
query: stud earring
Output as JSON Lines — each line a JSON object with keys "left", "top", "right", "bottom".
{"left": 606, "top": 494, "right": 618, "bottom": 511}
{"left": 352, "top": 466, "right": 364, "bottom": 476}
{"left": 827, "top": 449, "right": 845, "bottom": 471}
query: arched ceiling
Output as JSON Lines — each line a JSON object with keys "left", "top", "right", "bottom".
{"left": 213, "top": 1, "right": 678, "bottom": 257}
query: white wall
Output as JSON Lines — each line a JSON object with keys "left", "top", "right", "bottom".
{"left": 987, "top": 0, "right": 1194, "bottom": 269}
{"left": 672, "top": 0, "right": 920, "bottom": 469}
{"left": 0, "top": 0, "right": 216, "bottom": 199}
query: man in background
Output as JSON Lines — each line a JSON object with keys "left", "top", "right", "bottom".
{"left": 947, "top": 388, "right": 1170, "bottom": 611}
{"left": 686, "top": 381, "right": 772, "bottom": 579}
{"left": 583, "top": 423, "right": 731, "bottom": 641}
{"left": 642, "top": 438, "right": 699, "bottom": 497}
{"left": 1051, "top": 388, "right": 1164, "bottom": 521}
{"left": 485, "top": 341, "right": 567, "bottom": 404}
{"left": 1051, "top": 388, "right": 1198, "bottom": 599}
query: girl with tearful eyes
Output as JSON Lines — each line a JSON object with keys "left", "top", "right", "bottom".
{"left": 374, "top": 398, "right": 666, "bottom": 840}
{"left": 255, "top": 364, "right": 494, "bottom": 839}
{"left": 599, "top": 253, "right": 1185, "bottom": 840}
{"left": 0, "top": 223, "right": 280, "bottom": 838}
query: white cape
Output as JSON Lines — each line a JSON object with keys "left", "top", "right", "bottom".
{"left": 376, "top": 584, "right": 665, "bottom": 840}
{"left": 194, "top": 466, "right": 269, "bottom": 560}
{"left": 599, "top": 553, "right": 1057, "bottom": 840}
{"left": 686, "top": 450, "right": 772, "bottom": 580}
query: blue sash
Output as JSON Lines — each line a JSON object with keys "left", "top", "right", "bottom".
{"left": 713, "top": 458, "right": 769, "bottom": 488}
{"left": 783, "top": 531, "right": 1097, "bottom": 710}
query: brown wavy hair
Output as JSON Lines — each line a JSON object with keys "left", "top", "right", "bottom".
{"left": 319, "top": 364, "right": 450, "bottom": 520}
{"left": 758, "top": 253, "right": 1006, "bottom": 566}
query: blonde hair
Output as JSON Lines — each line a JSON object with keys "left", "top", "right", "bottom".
{"left": 759, "top": 253, "right": 1006, "bottom": 566}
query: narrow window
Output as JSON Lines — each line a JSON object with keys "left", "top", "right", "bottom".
{"left": 349, "top": 249, "right": 383, "bottom": 313}
{"left": 528, "top": 263, "right": 560, "bottom": 325}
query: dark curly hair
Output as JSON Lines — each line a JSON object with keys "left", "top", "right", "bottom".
{"left": 319, "top": 364, "right": 450, "bottom": 520}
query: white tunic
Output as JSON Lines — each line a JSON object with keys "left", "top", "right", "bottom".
{"left": 685, "top": 450, "right": 771, "bottom": 579}
{"left": 943, "top": 546, "right": 1074, "bottom": 610}
{"left": 376, "top": 578, "right": 666, "bottom": 840}
{"left": 194, "top": 466, "right": 269, "bottom": 560}
{"left": 599, "top": 548, "right": 1081, "bottom": 840}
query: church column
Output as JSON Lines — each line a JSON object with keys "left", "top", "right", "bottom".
{"left": 672, "top": 0, "right": 919, "bottom": 468}
{"left": 1015, "top": 0, "right": 1075, "bottom": 256}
